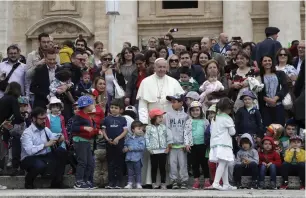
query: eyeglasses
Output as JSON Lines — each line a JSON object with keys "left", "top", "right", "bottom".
{"left": 279, "top": 53, "right": 288, "bottom": 57}
{"left": 170, "top": 59, "right": 179, "bottom": 63}
{"left": 103, "top": 58, "right": 112, "bottom": 61}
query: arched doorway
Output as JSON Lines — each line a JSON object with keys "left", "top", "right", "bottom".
{"left": 25, "top": 16, "right": 94, "bottom": 53}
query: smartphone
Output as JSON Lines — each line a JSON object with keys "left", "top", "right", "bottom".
{"left": 169, "top": 28, "right": 178, "bottom": 33}
{"left": 232, "top": 36, "right": 242, "bottom": 41}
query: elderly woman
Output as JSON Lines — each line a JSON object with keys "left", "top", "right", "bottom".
{"left": 137, "top": 58, "right": 184, "bottom": 186}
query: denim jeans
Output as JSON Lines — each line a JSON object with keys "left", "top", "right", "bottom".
{"left": 126, "top": 160, "right": 142, "bottom": 184}
{"left": 259, "top": 164, "right": 277, "bottom": 182}
{"left": 74, "top": 141, "right": 94, "bottom": 182}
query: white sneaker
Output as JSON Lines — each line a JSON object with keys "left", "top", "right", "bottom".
{"left": 161, "top": 183, "right": 167, "bottom": 190}
{"left": 136, "top": 183, "right": 142, "bottom": 189}
{"left": 0, "top": 185, "right": 7, "bottom": 190}
{"left": 212, "top": 183, "right": 223, "bottom": 190}
{"left": 152, "top": 183, "right": 159, "bottom": 189}
{"left": 124, "top": 183, "right": 133, "bottom": 189}
{"left": 222, "top": 184, "right": 237, "bottom": 191}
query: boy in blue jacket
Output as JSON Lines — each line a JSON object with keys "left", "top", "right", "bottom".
{"left": 123, "top": 121, "right": 145, "bottom": 189}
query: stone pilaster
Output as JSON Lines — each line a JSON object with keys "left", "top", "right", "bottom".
{"left": 94, "top": 1, "right": 109, "bottom": 50}
{"left": 108, "top": 0, "right": 138, "bottom": 55}
{"left": 268, "top": 1, "right": 301, "bottom": 47}
{"left": 0, "top": 1, "right": 12, "bottom": 56}
{"left": 223, "top": 1, "right": 253, "bottom": 42}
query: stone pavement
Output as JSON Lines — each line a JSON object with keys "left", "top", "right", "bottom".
{"left": 0, "top": 189, "right": 304, "bottom": 198}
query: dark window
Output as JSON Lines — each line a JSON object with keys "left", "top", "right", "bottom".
{"left": 162, "top": 1, "right": 198, "bottom": 9}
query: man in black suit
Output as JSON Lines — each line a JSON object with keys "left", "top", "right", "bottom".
{"left": 255, "top": 27, "right": 282, "bottom": 65}
{"left": 30, "top": 50, "right": 59, "bottom": 109}
{"left": 292, "top": 41, "right": 305, "bottom": 74}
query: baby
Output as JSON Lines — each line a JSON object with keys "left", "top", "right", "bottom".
{"left": 199, "top": 75, "right": 224, "bottom": 103}
{"left": 49, "top": 69, "right": 74, "bottom": 101}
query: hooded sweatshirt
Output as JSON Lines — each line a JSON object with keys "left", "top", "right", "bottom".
{"left": 164, "top": 107, "right": 189, "bottom": 147}
{"left": 235, "top": 133, "right": 259, "bottom": 165}
{"left": 259, "top": 136, "right": 282, "bottom": 167}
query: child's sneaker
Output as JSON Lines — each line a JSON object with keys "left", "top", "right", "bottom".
{"left": 258, "top": 181, "right": 265, "bottom": 189}
{"left": 192, "top": 181, "right": 200, "bottom": 190}
{"left": 203, "top": 179, "right": 211, "bottom": 189}
{"left": 105, "top": 185, "right": 113, "bottom": 189}
{"left": 124, "top": 183, "right": 133, "bottom": 189}
{"left": 74, "top": 181, "right": 89, "bottom": 190}
{"left": 136, "top": 183, "right": 142, "bottom": 189}
{"left": 172, "top": 182, "right": 179, "bottom": 189}
{"left": 280, "top": 181, "right": 288, "bottom": 190}
{"left": 300, "top": 185, "right": 305, "bottom": 190}
{"left": 212, "top": 183, "right": 223, "bottom": 190}
{"left": 152, "top": 183, "right": 159, "bottom": 189}
{"left": 161, "top": 183, "right": 167, "bottom": 190}
{"left": 222, "top": 184, "right": 237, "bottom": 191}
{"left": 180, "top": 182, "right": 188, "bottom": 189}
{"left": 250, "top": 181, "right": 258, "bottom": 189}
{"left": 270, "top": 181, "right": 277, "bottom": 190}
{"left": 86, "top": 181, "right": 98, "bottom": 189}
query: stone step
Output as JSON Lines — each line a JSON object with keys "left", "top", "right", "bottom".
{"left": 0, "top": 176, "right": 301, "bottom": 189}
{"left": 0, "top": 189, "right": 305, "bottom": 198}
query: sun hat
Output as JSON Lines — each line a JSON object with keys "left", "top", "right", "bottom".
{"left": 186, "top": 91, "right": 200, "bottom": 101}
{"left": 47, "top": 97, "right": 64, "bottom": 109}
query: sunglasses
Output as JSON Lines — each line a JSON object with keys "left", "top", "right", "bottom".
{"left": 103, "top": 58, "right": 112, "bottom": 61}
{"left": 170, "top": 59, "right": 179, "bottom": 63}
{"left": 279, "top": 53, "right": 288, "bottom": 57}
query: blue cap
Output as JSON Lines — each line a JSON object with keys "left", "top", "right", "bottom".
{"left": 77, "top": 96, "right": 94, "bottom": 108}
{"left": 166, "top": 93, "right": 184, "bottom": 102}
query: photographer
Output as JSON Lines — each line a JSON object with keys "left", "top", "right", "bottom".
{"left": 20, "top": 107, "right": 67, "bottom": 189}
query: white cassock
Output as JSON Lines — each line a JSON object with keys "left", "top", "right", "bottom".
{"left": 136, "top": 73, "right": 184, "bottom": 185}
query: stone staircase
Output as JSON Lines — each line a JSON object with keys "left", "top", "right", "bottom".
{"left": 0, "top": 176, "right": 301, "bottom": 189}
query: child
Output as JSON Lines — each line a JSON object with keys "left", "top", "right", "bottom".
{"left": 184, "top": 91, "right": 200, "bottom": 113}
{"left": 179, "top": 67, "right": 199, "bottom": 93}
{"left": 266, "top": 124, "right": 285, "bottom": 154}
{"left": 86, "top": 89, "right": 105, "bottom": 129}
{"left": 234, "top": 133, "right": 259, "bottom": 189}
{"left": 235, "top": 90, "right": 264, "bottom": 138}
{"left": 165, "top": 94, "right": 189, "bottom": 189}
{"left": 122, "top": 105, "right": 137, "bottom": 136}
{"left": 9, "top": 96, "right": 31, "bottom": 176}
{"left": 59, "top": 40, "right": 74, "bottom": 66}
{"left": 123, "top": 121, "right": 145, "bottom": 189}
{"left": 72, "top": 96, "right": 101, "bottom": 189}
{"left": 145, "top": 109, "right": 171, "bottom": 190}
{"left": 280, "top": 119, "right": 296, "bottom": 156}
{"left": 199, "top": 75, "right": 224, "bottom": 103}
{"left": 258, "top": 136, "right": 282, "bottom": 189}
{"left": 184, "top": 101, "right": 210, "bottom": 189}
{"left": 209, "top": 97, "right": 237, "bottom": 190}
{"left": 45, "top": 97, "right": 68, "bottom": 149}
{"left": 102, "top": 99, "right": 128, "bottom": 189}
{"left": 75, "top": 71, "right": 92, "bottom": 97}
{"left": 280, "top": 135, "right": 305, "bottom": 190}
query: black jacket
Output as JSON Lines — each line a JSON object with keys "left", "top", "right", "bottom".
{"left": 0, "top": 94, "right": 23, "bottom": 125}
{"left": 235, "top": 107, "right": 264, "bottom": 138}
{"left": 255, "top": 38, "right": 282, "bottom": 64}
{"left": 258, "top": 70, "right": 289, "bottom": 109}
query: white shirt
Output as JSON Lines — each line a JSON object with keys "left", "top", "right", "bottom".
{"left": 47, "top": 65, "right": 57, "bottom": 84}
{"left": 21, "top": 124, "right": 58, "bottom": 160}
{"left": 297, "top": 58, "right": 303, "bottom": 74}
{"left": 0, "top": 61, "right": 27, "bottom": 98}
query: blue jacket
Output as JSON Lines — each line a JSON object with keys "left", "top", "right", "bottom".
{"left": 212, "top": 43, "right": 231, "bottom": 54}
{"left": 124, "top": 135, "right": 145, "bottom": 162}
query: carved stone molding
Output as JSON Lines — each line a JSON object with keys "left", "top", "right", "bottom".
{"left": 25, "top": 16, "right": 93, "bottom": 39}
{"left": 43, "top": 1, "right": 81, "bottom": 17}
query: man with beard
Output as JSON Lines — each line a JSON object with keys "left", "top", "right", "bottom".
{"left": 20, "top": 107, "right": 67, "bottom": 189}
{"left": 0, "top": 45, "right": 26, "bottom": 98}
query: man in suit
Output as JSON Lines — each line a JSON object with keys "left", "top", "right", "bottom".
{"left": 293, "top": 40, "right": 305, "bottom": 74}
{"left": 30, "top": 50, "right": 59, "bottom": 109}
{"left": 254, "top": 27, "right": 282, "bottom": 65}
{"left": 200, "top": 37, "right": 226, "bottom": 75}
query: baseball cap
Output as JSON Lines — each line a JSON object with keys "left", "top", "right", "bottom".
{"left": 77, "top": 96, "right": 94, "bottom": 108}
{"left": 149, "top": 109, "right": 165, "bottom": 119}
{"left": 18, "top": 96, "right": 29, "bottom": 105}
{"left": 186, "top": 91, "right": 200, "bottom": 101}
{"left": 166, "top": 93, "right": 184, "bottom": 102}
{"left": 125, "top": 105, "right": 137, "bottom": 114}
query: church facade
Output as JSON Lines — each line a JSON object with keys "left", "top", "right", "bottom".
{"left": 0, "top": 1, "right": 304, "bottom": 55}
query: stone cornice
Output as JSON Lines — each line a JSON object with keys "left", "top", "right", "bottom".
{"left": 138, "top": 16, "right": 223, "bottom": 25}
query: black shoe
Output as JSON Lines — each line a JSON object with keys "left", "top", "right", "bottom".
{"left": 25, "top": 183, "right": 35, "bottom": 189}
{"left": 258, "top": 181, "right": 265, "bottom": 189}
{"left": 236, "top": 181, "right": 242, "bottom": 189}
{"left": 172, "top": 182, "right": 179, "bottom": 189}
{"left": 9, "top": 169, "right": 19, "bottom": 176}
{"left": 250, "top": 180, "right": 258, "bottom": 189}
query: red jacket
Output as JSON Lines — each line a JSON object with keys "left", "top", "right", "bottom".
{"left": 45, "top": 114, "right": 68, "bottom": 142}
{"left": 259, "top": 136, "right": 282, "bottom": 167}
{"left": 71, "top": 110, "right": 99, "bottom": 139}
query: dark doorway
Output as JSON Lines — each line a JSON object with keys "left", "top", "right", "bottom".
{"left": 162, "top": 1, "right": 198, "bottom": 9}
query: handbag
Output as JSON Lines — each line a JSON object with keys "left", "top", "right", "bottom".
{"left": 0, "top": 62, "right": 20, "bottom": 91}
{"left": 113, "top": 73, "right": 125, "bottom": 99}
{"left": 282, "top": 93, "right": 293, "bottom": 110}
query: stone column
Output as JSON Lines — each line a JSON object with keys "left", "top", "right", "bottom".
{"left": 94, "top": 1, "right": 109, "bottom": 50}
{"left": 269, "top": 1, "right": 301, "bottom": 47}
{"left": 223, "top": 1, "right": 253, "bottom": 42}
{"left": 0, "top": 1, "right": 12, "bottom": 56}
{"left": 108, "top": 0, "right": 138, "bottom": 55}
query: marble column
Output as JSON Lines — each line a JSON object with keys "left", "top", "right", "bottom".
{"left": 108, "top": 0, "right": 138, "bottom": 55}
{"left": 223, "top": 1, "right": 253, "bottom": 42}
{"left": 269, "top": 1, "right": 301, "bottom": 47}
{"left": 0, "top": 1, "right": 13, "bottom": 57}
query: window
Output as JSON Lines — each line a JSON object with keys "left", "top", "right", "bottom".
{"left": 162, "top": 1, "right": 198, "bottom": 9}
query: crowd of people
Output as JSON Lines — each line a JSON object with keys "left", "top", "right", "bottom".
{"left": 0, "top": 25, "right": 304, "bottom": 191}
